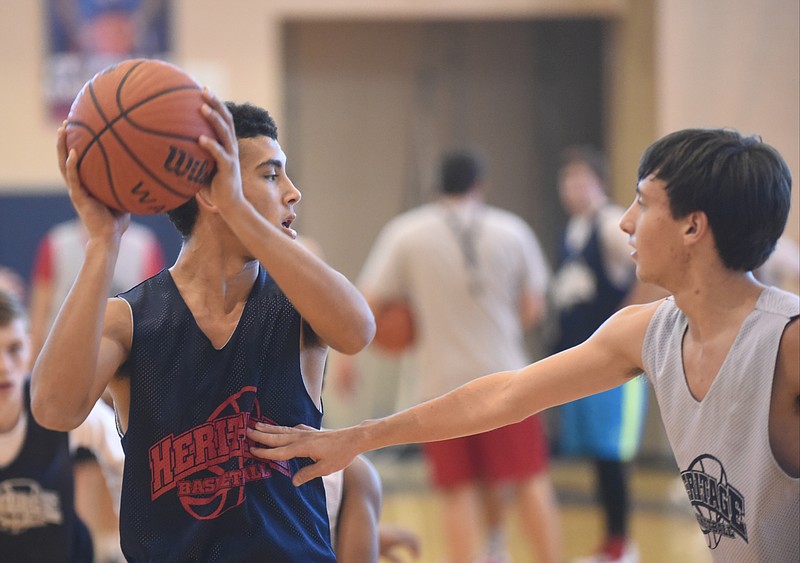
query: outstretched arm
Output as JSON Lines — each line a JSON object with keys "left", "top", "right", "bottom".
{"left": 249, "top": 302, "right": 659, "bottom": 485}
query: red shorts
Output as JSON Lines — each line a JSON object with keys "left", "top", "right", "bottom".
{"left": 422, "top": 415, "right": 549, "bottom": 489}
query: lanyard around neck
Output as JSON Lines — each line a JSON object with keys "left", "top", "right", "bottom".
{"left": 441, "top": 203, "right": 484, "bottom": 296}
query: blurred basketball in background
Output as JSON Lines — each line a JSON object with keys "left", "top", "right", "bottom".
{"left": 372, "top": 300, "right": 416, "bottom": 355}
{"left": 66, "top": 58, "right": 216, "bottom": 214}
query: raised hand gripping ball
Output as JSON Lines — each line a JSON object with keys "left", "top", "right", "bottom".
{"left": 66, "top": 58, "right": 217, "bottom": 214}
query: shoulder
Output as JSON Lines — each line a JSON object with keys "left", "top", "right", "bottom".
{"left": 599, "top": 298, "right": 665, "bottom": 333}
{"left": 372, "top": 206, "right": 438, "bottom": 252}
{"left": 484, "top": 206, "right": 530, "bottom": 228}
{"left": 590, "top": 299, "right": 666, "bottom": 370}
{"left": 389, "top": 205, "right": 438, "bottom": 231}
{"left": 104, "top": 297, "right": 133, "bottom": 349}
{"left": 484, "top": 207, "right": 541, "bottom": 242}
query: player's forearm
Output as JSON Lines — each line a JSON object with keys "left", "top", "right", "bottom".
{"left": 355, "top": 370, "right": 527, "bottom": 451}
{"left": 31, "top": 239, "right": 119, "bottom": 430}
{"left": 220, "top": 201, "right": 375, "bottom": 353}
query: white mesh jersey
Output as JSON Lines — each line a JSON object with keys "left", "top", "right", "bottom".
{"left": 643, "top": 287, "right": 799, "bottom": 563}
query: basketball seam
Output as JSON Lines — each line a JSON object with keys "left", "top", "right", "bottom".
{"left": 68, "top": 121, "right": 127, "bottom": 210}
{"left": 83, "top": 82, "right": 192, "bottom": 204}
{"left": 73, "top": 62, "right": 206, "bottom": 208}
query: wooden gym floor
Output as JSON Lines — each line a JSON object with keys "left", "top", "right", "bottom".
{"left": 374, "top": 449, "right": 713, "bottom": 563}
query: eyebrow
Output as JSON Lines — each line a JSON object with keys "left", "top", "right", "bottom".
{"left": 257, "top": 158, "right": 284, "bottom": 170}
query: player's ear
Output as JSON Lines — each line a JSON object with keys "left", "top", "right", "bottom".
{"left": 194, "top": 189, "right": 219, "bottom": 213}
{"left": 683, "top": 211, "right": 708, "bottom": 241}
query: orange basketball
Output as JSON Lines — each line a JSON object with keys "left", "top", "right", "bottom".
{"left": 372, "top": 300, "right": 416, "bottom": 355}
{"left": 66, "top": 58, "right": 216, "bottom": 214}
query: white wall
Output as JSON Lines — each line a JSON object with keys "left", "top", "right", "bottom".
{"left": 657, "top": 0, "right": 800, "bottom": 238}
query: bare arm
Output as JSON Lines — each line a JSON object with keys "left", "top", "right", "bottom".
{"left": 197, "top": 92, "right": 374, "bottom": 354}
{"left": 335, "top": 455, "right": 382, "bottom": 563}
{"left": 770, "top": 317, "right": 799, "bottom": 477}
{"left": 249, "top": 301, "right": 660, "bottom": 485}
{"left": 30, "top": 125, "right": 132, "bottom": 431}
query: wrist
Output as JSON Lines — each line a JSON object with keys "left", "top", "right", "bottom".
{"left": 353, "top": 417, "right": 391, "bottom": 453}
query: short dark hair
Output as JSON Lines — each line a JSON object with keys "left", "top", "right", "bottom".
{"left": 638, "top": 128, "right": 791, "bottom": 271}
{"left": 0, "top": 288, "right": 26, "bottom": 328}
{"left": 167, "top": 102, "right": 279, "bottom": 238}
{"left": 440, "top": 150, "right": 486, "bottom": 195}
{"left": 560, "top": 145, "right": 609, "bottom": 187}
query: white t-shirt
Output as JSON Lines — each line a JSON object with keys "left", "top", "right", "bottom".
{"left": 359, "top": 199, "right": 550, "bottom": 400}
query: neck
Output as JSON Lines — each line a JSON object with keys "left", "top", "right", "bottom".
{"left": 671, "top": 270, "right": 764, "bottom": 338}
{"left": 0, "top": 399, "right": 23, "bottom": 434}
{"left": 440, "top": 190, "right": 483, "bottom": 206}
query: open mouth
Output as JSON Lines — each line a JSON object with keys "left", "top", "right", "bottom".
{"left": 281, "top": 216, "right": 297, "bottom": 239}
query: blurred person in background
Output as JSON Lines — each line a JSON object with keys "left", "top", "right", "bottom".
{"left": 333, "top": 149, "right": 561, "bottom": 563}
{"left": 550, "top": 146, "right": 665, "bottom": 563}
{"left": 0, "top": 288, "right": 123, "bottom": 563}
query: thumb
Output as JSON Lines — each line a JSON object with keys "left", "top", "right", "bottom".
{"left": 292, "top": 463, "right": 323, "bottom": 487}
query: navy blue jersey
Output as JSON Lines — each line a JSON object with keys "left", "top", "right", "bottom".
{"left": 555, "top": 217, "right": 630, "bottom": 352}
{"left": 0, "top": 380, "right": 93, "bottom": 563}
{"left": 118, "top": 267, "right": 334, "bottom": 562}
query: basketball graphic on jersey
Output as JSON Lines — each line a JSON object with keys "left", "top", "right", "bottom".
{"left": 680, "top": 454, "right": 748, "bottom": 550}
{"left": 149, "top": 387, "right": 291, "bottom": 520}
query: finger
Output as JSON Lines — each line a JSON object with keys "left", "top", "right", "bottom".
{"left": 200, "top": 101, "right": 236, "bottom": 155}
{"left": 246, "top": 429, "right": 298, "bottom": 450}
{"left": 249, "top": 444, "right": 297, "bottom": 462}
{"left": 201, "top": 87, "right": 232, "bottom": 127}
{"left": 253, "top": 422, "right": 315, "bottom": 435}
{"left": 291, "top": 463, "right": 325, "bottom": 487}
{"left": 202, "top": 89, "right": 235, "bottom": 131}
{"left": 64, "top": 149, "right": 86, "bottom": 200}
{"left": 198, "top": 132, "right": 226, "bottom": 164}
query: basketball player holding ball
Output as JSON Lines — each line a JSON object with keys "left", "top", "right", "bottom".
{"left": 31, "top": 87, "right": 375, "bottom": 561}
